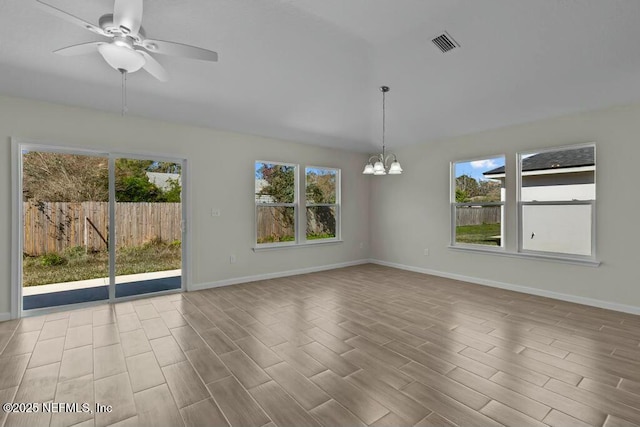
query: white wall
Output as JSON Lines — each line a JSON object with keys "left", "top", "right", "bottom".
{"left": 0, "top": 95, "right": 371, "bottom": 317}
{"left": 371, "top": 103, "right": 640, "bottom": 309}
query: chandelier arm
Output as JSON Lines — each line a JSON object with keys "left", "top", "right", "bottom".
{"left": 384, "top": 153, "right": 397, "bottom": 167}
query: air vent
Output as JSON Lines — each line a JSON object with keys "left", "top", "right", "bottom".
{"left": 432, "top": 32, "right": 459, "bottom": 53}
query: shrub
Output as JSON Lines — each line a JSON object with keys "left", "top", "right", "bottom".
{"left": 64, "top": 246, "right": 87, "bottom": 258}
{"left": 144, "top": 237, "right": 164, "bottom": 248}
{"left": 169, "top": 240, "right": 181, "bottom": 249}
{"left": 40, "top": 253, "right": 67, "bottom": 267}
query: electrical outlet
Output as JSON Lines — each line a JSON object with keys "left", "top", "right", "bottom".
{"left": 359, "top": 242, "right": 364, "bottom": 249}
{"left": 424, "top": 248, "right": 429, "bottom": 256}
{"left": 229, "top": 254, "right": 236, "bottom": 264}
{"left": 211, "top": 209, "right": 221, "bottom": 217}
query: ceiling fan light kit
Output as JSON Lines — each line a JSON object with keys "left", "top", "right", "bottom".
{"left": 363, "top": 86, "right": 403, "bottom": 176}
{"left": 97, "top": 42, "right": 145, "bottom": 73}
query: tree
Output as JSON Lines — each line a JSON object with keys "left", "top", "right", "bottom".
{"left": 115, "top": 159, "right": 183, "bottom": 202}
{"left": 455, "top": 175, "right": 480, "bottom": 198}
{"left": 258, "top": 164, "right": 295, "bottom": 203}
{"left": 22, "top": 153, "right": 181, "bottom": 203}
{"left": 115, "top": 159, "right": 162, "bottom": 202}
{"left": 455, "top": 189, "right": 469, "bottom": 203}
{"left": 148, "top": 162, "right": 181, "bottom": 174}
{"left": 477, "top": 179, "right": 501, "bottom": 202}
{"left": 306, "top": 171, "right": 336, "bottom": 204}
{"left": 22, "top": 152, "right": 109, "bottom": 202}
{"left": 305, "top": 170, "right": 336, "bottom": 236}
{"left": 257, "top": 164, "right": 296, "bottom": 231}
{"left": 159, "top": 178, "right": 182, "bottom": 203}
{"left": 455, "top": 174, "right": 501, "bottom": 202}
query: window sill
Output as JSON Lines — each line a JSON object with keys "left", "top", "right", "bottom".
{"left": 253, "top": 239, "right": 343, "bottom": 252}
{"left": 448, "top": 245, "right": 601, "bottom": 267}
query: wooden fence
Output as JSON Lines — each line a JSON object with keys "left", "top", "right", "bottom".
{"left": 456, "top": 206, "right": 501, "bottom": 226}
{"left": 256, "top": 206, "right": 335, "bottom": 242}
{"left": 256, "top": 207, "right": 294, "bottom": 242}
{"left": 23, "top": 202, "right": 182, "bottom": 256}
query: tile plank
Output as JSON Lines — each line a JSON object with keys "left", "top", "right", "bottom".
{"left": 250, "top": 381, "right": 321, "bottom": 427}
{"left": 185, "top": 347, "right": 231, "bottom": 384}
{"left": 219, "top": 350, "right": 271, "bottom": 389}
{"left": 206, "top": 376, "right": 270, "bottom": 427}
{"left": 181, "top": 398, "right": 229, "bottom": 427}
{"left": 265, "top": 362, "right": 331, "bottom": 411}
{"left": 310, "top": 370, "right": 389, "bottom": 425}
{"left": 162, "top": 360, "right": 209, "bottom": 408}
{"left": 347, "top": 370, "right": 430, "bottom": 424}
{"left": 310, "top": 400, "right": 366, "bottom": 427}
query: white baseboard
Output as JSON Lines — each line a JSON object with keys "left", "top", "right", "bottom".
{"left": 0, "top": 312, "right": 11, "bottom": 322}
{"left": 370, "top": 259, "right": 640, "bottom": 316}
{"left": 189, "top": 259, "right": 370, "bottom": 292}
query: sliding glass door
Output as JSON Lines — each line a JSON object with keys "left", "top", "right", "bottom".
{"left": 17, "top": 143, "right": 186, "bottom": 313}
{"left": 21, "top": 149, "right": 111, "bottom": 310}
{"left": 114, "top": 157, "right": 183, "bottom": 298}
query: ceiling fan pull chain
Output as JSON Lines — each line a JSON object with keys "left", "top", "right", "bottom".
{"left": 120, "top": 69, "right": 128, "bottom": 116}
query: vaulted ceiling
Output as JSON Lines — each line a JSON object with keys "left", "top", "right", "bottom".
{"left": 1, "top": 0, "right": 640, "bottom": 152}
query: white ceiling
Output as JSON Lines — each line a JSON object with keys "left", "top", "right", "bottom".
{"left": 1, "top": 0, "right": 640, "bottom": 152}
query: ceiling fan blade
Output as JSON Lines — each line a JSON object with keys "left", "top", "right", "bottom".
{"left": 54, "top": 42, "right": 103, "bottom": 56}
{"left": 141, "top": 39, "right": 218, "bottom": 62}
{"left": 35, "top": 0, "right": 106, "bottom": 36}
{"left": 114, "top": 0, "right": 143, "bottom": 35}
{"left": 138, "top": 51, "right": 169, "bottom": 82}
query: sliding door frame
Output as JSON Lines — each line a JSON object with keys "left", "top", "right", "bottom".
{"left": 11, "top": 138, "right": 190, "bottom": 318}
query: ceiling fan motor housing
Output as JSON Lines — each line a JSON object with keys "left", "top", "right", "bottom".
{"left": 99, "top": 14, "right": 145, "bottom": 42}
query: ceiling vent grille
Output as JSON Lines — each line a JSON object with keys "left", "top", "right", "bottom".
{"left": 432, "top": 32, "right": 459, "bottom": 53}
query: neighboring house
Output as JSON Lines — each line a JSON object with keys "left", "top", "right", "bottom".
{"left": 146, "top": 172, "right": 181, "bottom": 191}
{"left": 255, "top": 178, "right": 274, "bottom": 203}
{"left": 483, "top": 146, "right": 595, "bottom": 255}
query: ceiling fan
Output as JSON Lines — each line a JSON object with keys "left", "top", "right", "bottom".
{"left": 36, "top": 0, "right": 218, "bottom": 82}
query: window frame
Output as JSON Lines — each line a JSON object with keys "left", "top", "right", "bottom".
{"left": 450, "top": 154, "right": 506, "bottom": 252}
{"left": 304, "top": 166, "right": 341, "bottom": 244}
{"left": 516, "top": 143, "right": 597, "bottom": 261}
{"left": 254, "top": 160, "right": 299, "bottom": 248}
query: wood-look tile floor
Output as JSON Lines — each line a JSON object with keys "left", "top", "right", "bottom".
{"left": 1, "top": 264, "right": 640, "bottom": 427}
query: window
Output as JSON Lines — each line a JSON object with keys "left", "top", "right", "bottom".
{"left": 306, "top": 167, "right": 339, "bottom": 241}
{"left": 255, "top": 161, "right": 297, "bottom": 245}
{"left": 451, "top": 156, "right": 505, "bottom": 248}
{"left": 518, "top": 144, "right": 595, "bottom": 258}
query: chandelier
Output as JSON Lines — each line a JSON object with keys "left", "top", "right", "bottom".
{"left": 362, "top": 86, "right": 403, "bottom": 175}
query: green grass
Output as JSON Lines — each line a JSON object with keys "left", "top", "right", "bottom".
{"left": 23, "top": 241, "right": 181, "bottom": 287}
{"left": 456, "top": 223, "right": 501, "bottom": 246}
{"left": 256, "top": 233, "right": 336, "bottom": 243}
{"left": 307, "top": 233, "right": 336, "bottom": 240}
{"left": 257, "top": 235, "right": 295, "bottom": 244}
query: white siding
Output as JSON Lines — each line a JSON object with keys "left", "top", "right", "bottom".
{"left": 521, "top": 204, "right": 592, "bottom": 255}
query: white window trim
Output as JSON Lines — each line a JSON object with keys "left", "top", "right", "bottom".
{"left": 254, "top": 162, "right": 342, "bottom": 250}
{"left": 448, "top": 245, "right": 601, "bottom": 267}
{"left": 516, "top": 142, "right": 597, "bottom": 262}
{"left": 447, "top": 143, "right": 600, "bottom": 267}
{"left": 450, "top": 155, "right": 506, "bottom": 251}
{"left": 304, "top": 166, "right": 341, "bottom": 244}
{"left": 255, "top": 160, "right": 299, "bottom": 247}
